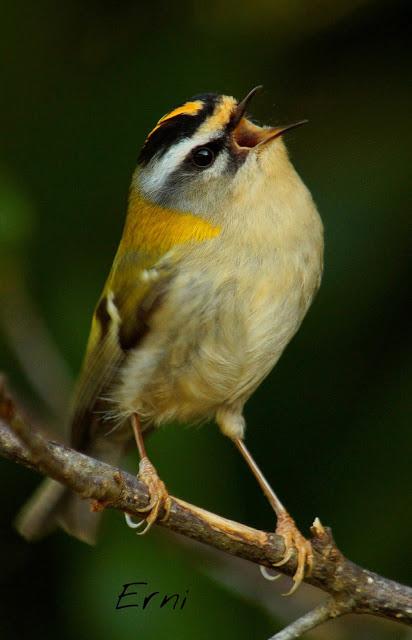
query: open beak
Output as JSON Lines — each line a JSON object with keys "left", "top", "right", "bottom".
{"left": 231, "top": 86, "right": 308, "bottom": 151}
{"left": 256, "top": 120, "right": 308, "bottom": 145}
{"left": 231, "top": 85, "right": 263, "bottom": 129}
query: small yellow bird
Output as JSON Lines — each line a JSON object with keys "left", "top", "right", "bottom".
{"left": 17, "top": 87, "right": 323, "bottom": 592}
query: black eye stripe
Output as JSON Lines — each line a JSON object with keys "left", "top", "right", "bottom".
{"left": 138, "top": 94, "right": 219, "bottom": 166}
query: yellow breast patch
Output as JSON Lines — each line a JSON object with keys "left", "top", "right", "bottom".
{"left": 122, "top": 191, "right": 221, "bottom": 254}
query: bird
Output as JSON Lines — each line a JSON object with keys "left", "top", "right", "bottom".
{"left": 17, "top": 86, "right": 324, "bottom": 593}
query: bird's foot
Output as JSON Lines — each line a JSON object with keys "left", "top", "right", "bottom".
{"left": 273, "top": 511, "right": 313, "bottom": 595}
{"left": 125, "top": 457, "right": 171, "bottom": 535}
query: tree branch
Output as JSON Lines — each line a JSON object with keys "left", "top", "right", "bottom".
{"left": 1, "top": 385, "right": 411, "bottom": 639}
{"left": 268, "top": 597, "right": 349, "bottom": 639}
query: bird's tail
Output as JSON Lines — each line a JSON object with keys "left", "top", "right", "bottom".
{"left": 16, "top": 437, "right": 126, "bottom": 545}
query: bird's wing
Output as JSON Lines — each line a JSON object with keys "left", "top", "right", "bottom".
{"left": 68, "top": 191, "right": 220, "bottom": 451}
{"left": 69, "top": 246, "right": 174, "bottom": 451}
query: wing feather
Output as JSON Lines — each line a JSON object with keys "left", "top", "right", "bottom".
{"left": 69, "top": 248, "right": 173, "bottom": 451}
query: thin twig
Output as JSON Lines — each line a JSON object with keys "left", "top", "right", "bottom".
{"left": 0, "top": 386, "right": 411, "bottom": 639}
{"left": 268, "top": 597, "right": 348, "bottom": 639}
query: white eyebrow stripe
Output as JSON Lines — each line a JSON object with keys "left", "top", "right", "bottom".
{"left": 137, "top": 128, "right": 224, "bottom": 199}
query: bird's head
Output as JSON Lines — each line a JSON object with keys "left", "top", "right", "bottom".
{"left": 133, "top": 87, "right": 307, "bottom": 218}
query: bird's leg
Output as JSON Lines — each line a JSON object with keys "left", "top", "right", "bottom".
{"left": 234, "top": 437, "right": 313, "bottom": 594}
{"left": 125, "top": 413, "right": 171, "bottom": 534}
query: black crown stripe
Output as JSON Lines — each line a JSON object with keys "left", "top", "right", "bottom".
{"left": 138, "top": 94, "right": 220, "bottom": 166}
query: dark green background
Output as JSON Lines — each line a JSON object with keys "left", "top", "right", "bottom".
{"left": 1, "top": 1, "right": 411, "bottom": 638}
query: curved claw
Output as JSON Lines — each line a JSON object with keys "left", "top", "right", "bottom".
{"left": 135, "top": 519, "right": 154, "bottom": 536}
{"left": 282, "top": 538, "right": 313, "bottom": 596}
{"left": 133, "top": 493, "right": 159, "bottom": 514}
{"left": 282, "top": 570, "right": 307, "bottom": 596}
{"left": 135, "top": 497, "right": 163, "bottom": 536}
{"left": 282, "top": 581, "right": 300, "bottom": 597}
{"left": 260, "top": 565, "right": 282, "bottom": 581}
{"left": 124, "top": 513, "right": 146, "bottom": 529}
{"left": 125, "top": 457, "right": 171, "bottom": 536}
{"left": 272, "top": 546, "right": 294, "bottom": 567}
{"left": 282, "top": 551, "right": 308, "bottom": 596}
{"left": 273, "top": 511, "right": 314, "bottom": 596}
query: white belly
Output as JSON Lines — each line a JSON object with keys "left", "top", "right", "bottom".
{"left": 114, "top": 243, "right": 321, "bottom": 427}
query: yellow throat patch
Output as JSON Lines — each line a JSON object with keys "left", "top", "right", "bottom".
{"left": 122, "top": 190, "right": 221, "bottom": 254}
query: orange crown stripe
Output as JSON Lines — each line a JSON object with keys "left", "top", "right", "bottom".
{"left": 146, "top": 100, "right": 203, "bottom": 140}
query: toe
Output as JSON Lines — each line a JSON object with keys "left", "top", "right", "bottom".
{"left": 274, "top": 511, "right": 313, "bottom": 595}
{"left": 132, "top": 457, "right": 171, "bottom": 532}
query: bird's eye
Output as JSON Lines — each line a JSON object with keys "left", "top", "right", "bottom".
{"left": 192, "top": 147, "right": 215, "bottom": 168}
